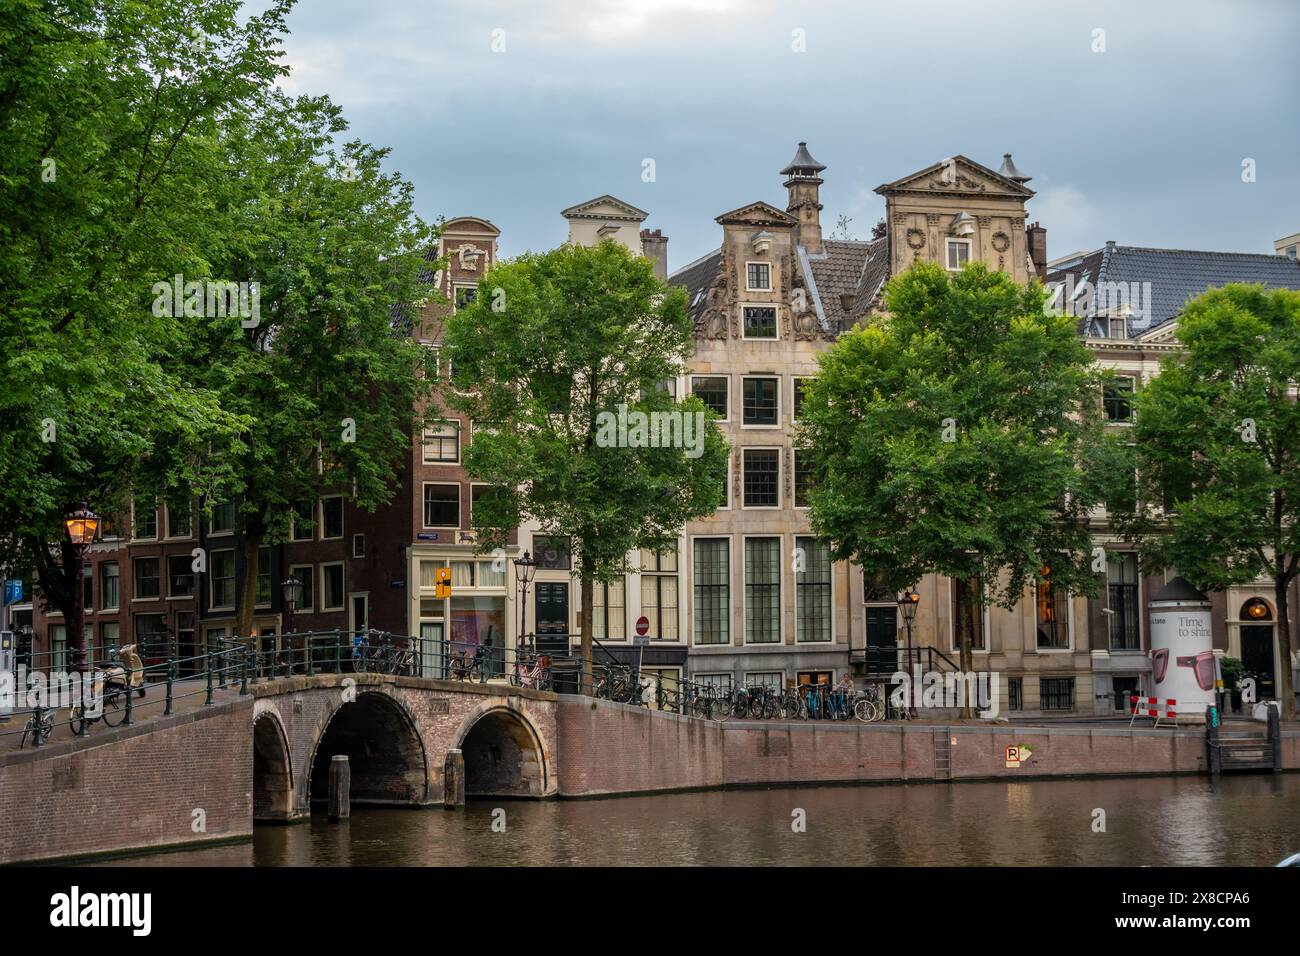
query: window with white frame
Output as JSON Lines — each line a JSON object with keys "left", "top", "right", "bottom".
{"left": 209, "top": 502, "right": 236, "bottom": 534}
{"left": 742, "top": 306, "right": 777, "bottom": 339}
{"left": 1036, "top": 571, "right": 1069, "bottom": 649}
{"left": 422, "top": 484, "right": 460, "bottom": 527}
{"left": 742, "top": 448, "right": 780, "bottom": 508}
{"left": 945, "top": 239, "right": 971, "bottom": 270}
{"left": 321, "top": 497, "right": 344, "bottom": 539}
{"left": 746, "top": 262, "right": 772, "bottom": 291}
{"left": 745, "top": 671, "right": 784, "bottom": 691}
{"left": 210, "top": 550, "right": 235, "bottom": 608}
{"left": 795, "top": 537, "right": 831, "bottom": 643}
{"left": 321, "top": 563, "right": 345, "bottom": 611}
{"left": 640, "top": 547, "right": 679, "bottom": 641}
{"left": 592, "top": 578, "right": 626, "bottom": 640}
{"left": 744, "top": 537, "right": 781, "bottom": 644}
{"left": 1104, "top": 375, "right": 1135, "bottom": 423}
{"left": 134, "top": 557, "right": 160, "bottom": 599}
{"left": 693, "top": 538, "right": 730, "bottom": 645}
{"left": 690, "top": 376, "right": 728, "bottom": 419}
{"left": 423, "top": 421, "right": 461, "bottom": 463}
{"left": 742, "top": 377, "right": 779, "bottom": 426}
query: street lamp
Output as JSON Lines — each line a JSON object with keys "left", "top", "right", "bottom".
{"left": 512, "top": 551, "right": 538, "bottom": 658}
{"left": 897, "top": 588, "right": 920, "bottom": 717}
{"left": 281, "top": 576, "right": 303, "bottom": 673}
{"left": 63, "top": 504, "right": 100, "bottom": 673}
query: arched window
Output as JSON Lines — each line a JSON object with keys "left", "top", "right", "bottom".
{"left": 1241, "top": 598, "right": 1272, "bottom": 622}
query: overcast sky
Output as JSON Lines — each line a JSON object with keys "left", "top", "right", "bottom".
{"left": 259, "top": 0, "right": 1300, "bottom": 271}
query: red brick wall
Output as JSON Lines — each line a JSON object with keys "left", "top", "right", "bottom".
{"left": 555, "top": 704, "right": 1300, "bottom": 795}
{"left": 0, "top": 697, "right": 253, "bottom": 864}
{"left": 556, "top": 696, "right": 723, "bottom": 795}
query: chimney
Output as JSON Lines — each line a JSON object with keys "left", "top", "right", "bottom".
{"left": 1026, "top": 221, "right": 1048, "bottom": 279}
{"left": 781, "top": 142, "right": 827, "bottom": 254}
{"left": 640, "top": 228, "right": 669, "bottom": 281}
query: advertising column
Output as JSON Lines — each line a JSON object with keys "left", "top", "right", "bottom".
{"left": 1147, "top": 575, "right": 1215, "bottom": 718}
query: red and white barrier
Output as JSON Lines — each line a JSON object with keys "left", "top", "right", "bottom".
{"left": 1128, "top": 694, "right": 1179, "bottom": 728}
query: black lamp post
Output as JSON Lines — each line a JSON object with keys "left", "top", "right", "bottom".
{"left": 281, "top": 575, "right": 303, "bottom": 671}
{"left": 512, "top": 551, "right": 538, "bottom": 657}
{"left": 898, "top": 588, "right": 920, "bottom": 717}
{"left": 64, "top": 504, "right": 100, "bottom": 673}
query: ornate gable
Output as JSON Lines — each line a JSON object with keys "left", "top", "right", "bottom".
{"left": 715, "top": 201, "right": 798, "bottom": 228}
{"left": 874, "top": 155, "right": 1034, "bottom": 200}
{"left": 560, "top": 194, "right": 649, "bottom": 222}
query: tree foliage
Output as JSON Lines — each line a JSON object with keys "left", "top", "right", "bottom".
{"left": 441, "top": 240, "right": 729, "bottom": 674}
{"left": 1113, "top": 284, "right": 1300, "bottom": 717}
{"left": 798, "top": 261, "right": 1108, "bottom": 676}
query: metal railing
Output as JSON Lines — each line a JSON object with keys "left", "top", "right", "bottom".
{"left": 3, "top": 630, "right": 942, "bottom": 750}
{"left": 0, "top": 642, "right": 248, "bottom": 750}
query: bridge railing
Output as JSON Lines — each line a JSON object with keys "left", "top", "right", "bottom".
{"left": 1, "top": 641, "right": 249, "bottom": 750}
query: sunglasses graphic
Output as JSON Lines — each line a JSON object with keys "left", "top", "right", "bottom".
{"left": 1151, "top": 648, "right": 1216, "bottom": 691}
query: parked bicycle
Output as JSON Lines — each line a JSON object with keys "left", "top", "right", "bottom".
{"left": 853, "top": 684, "right": 887, "bottom": 722}
{"left": 20, "top": 708, "right": 55, "bottom": 748}
{"left": 511, "top": 651, "right": 551, "bottom": 690}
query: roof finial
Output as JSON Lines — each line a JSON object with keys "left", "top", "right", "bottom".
{"left": 998, "top": 152, "right": 1031, "bottom": 184}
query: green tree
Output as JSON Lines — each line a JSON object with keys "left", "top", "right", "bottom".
{"left": 175, "top": 91, "right": 438, "bottom": 638}
{"left": 798, "top": 262, "right": 1107, "bottom": 703}
{"left": 1114, "top": 284, "right": 1300, "bottom": 719}
{"left": 441, "top": 240, "right": 729, "bottom": 684}
{"left": 0, "top": 0, "right": 293, "bottom": 619}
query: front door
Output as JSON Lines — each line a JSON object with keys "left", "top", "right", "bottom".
{"left": 1241, "top": 625, "right": 1276, "bottom": 699}
{"left": 535, "top": 582, "right": 570, "bottom": 654}
{"left": 865, "top": 606, "right": 897, "bottom": 675}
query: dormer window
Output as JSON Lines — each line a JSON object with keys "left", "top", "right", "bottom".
{"left": 743, "top": 306, "right": 777, "bottom": 339}
{"left": 1108, "top": 316, "right": 1127, "bottom": 339}
{"left": 945, "top": 239, "right": 971, "bottom": 271}
{"left": 746, "top": 262, "right": 772, "bottom": 291}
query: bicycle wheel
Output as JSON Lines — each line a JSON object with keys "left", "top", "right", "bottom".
{"left": 353, "top": 650, "right": 368, "bottom": 673}
{"left": 763, "top": 696, "right": 781, "bottom": 720}
{"left": 711, "top": 696, "right": 731, "bottom": 721}
{"left": 69, "top": 704, "right": 90, "bottom": 736}
{"left": 101, "top": 689, "right": 126, "bottom": 727}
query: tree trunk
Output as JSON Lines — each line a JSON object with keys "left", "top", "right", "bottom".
{"left": 579, "top": 569, "right": 594, "bottom": 696}
{"left": 1275, "top": 572, "right": 1296, "bottom": 721}
{"left": 235, "top": 523, "right": 264, "bottom": 641}
{"left": 959, "top": 626, "right": 973, "bottom": 719}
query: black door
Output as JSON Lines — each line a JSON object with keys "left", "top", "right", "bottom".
{"left": 1241, "top": 625, "right": 1276, "bottom": 699}
{"left": 865, "top": 606, "right": 897, "bottom": 676}
{"left": 535, "top": 582, "right": 570, "bottom": 656}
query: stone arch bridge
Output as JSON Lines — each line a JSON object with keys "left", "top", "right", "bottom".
{"left": 251, "top": 673, "right": 558, "bottom": 822}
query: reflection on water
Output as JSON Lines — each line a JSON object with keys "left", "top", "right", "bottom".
{"left": 97, "top": 775, "right": 1300, "bottom": 867}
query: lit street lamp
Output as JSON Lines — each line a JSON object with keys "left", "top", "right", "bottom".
{"left": 64, "top": 504, "right": 100, "bottom": 673}
{"left": 897, "top": 588, "right": 920, "bottom": 718}
{"left": 281, "top": 576, "right": 303, "bottom": 672}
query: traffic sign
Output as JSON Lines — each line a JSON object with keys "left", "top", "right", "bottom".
{"left": 635, "top": 615, "right": 649, "bottom": 637}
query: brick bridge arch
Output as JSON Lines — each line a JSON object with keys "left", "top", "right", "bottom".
{"left": 453, "top": 700, "right": 553, "bottom": 797}
{"left": 251, "top": 674, "right": 559, "bottom": 819}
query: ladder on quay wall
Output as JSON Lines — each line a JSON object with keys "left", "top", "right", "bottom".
{"left": 1206, "top": 705, "right": 1282, "bottom": 773}
{"left": 932, "top": 728, "right": 953, "bottom": 781}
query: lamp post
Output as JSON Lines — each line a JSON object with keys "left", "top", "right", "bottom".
{"left": 897, "top": 588, "right": 920, "bottom": 717}
{"left": 281, "top": 576, "right": 303, "bottom": 671}
{"left": 63, "top": 504, "right": 100, "bottom": 673}
{"left": 512, "top": 551, "right": 538, "bottom": 659}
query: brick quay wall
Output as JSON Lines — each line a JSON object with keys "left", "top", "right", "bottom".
{"left": 0, "top": 696, "right": 253, "bottom": 864}
{"left": 554, "top": 696, "right": 1300, "bottom": 796}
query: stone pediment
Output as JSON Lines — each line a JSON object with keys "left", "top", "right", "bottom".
{"left": 714, "top": 201, "right": 797, "bottom": 228}
{"left": 874, "top": 155, "right": 1034, "bottom": 199}
{"left": 561, "top": 194, "right": 649, "bottom": 222}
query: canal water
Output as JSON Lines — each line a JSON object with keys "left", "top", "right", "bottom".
{"left": 101, "top": 775, "right": 1300, "bottom": 866}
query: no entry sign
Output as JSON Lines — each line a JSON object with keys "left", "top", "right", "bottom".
{"left": 635, "top": 616, "right": 649, "bottom": 637}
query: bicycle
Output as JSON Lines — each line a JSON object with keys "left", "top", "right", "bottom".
{"left": 20, "top": 708, "right": 55, "bottom": 748}
{"left": 511, "top": 651, "right": 551, "bottom": 690}
{"left": 780, "top": 686, "right": 806, "bottom": 720}
{"left": 450, "top": 645, "right": 487, "bottom": 682}
{"left": 853, "top": 684, "right": 886, "bottom": 722}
